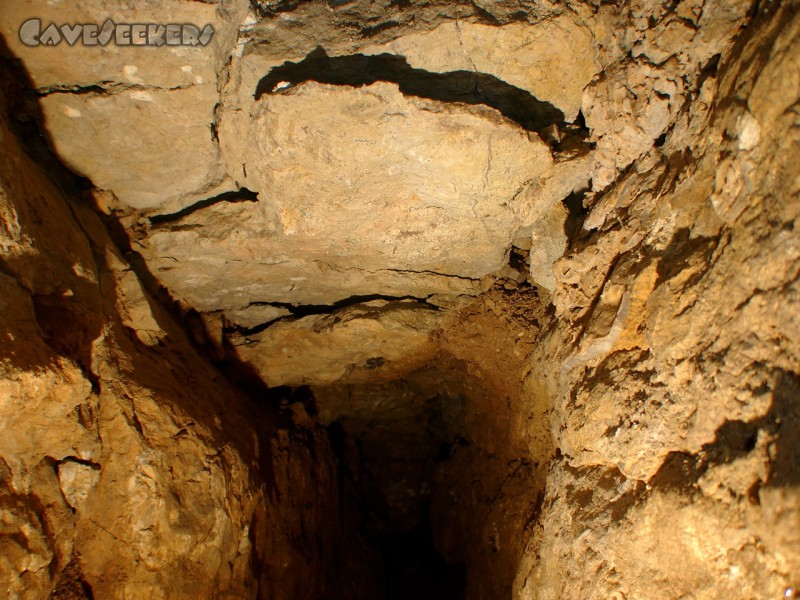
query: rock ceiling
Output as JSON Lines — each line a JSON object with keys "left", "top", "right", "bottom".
{"left": 0, "top": 0, "right": 748, "bottom": 387}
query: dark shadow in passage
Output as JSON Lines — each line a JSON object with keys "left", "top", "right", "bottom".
{"left": 255, "top": 47, "right": 566, "bottom": 133}
{"left": 149, "top": 188, "right": 259, "bottom": 226}
{"left": 382, "top": 512, "right": 466, "bottom": 600}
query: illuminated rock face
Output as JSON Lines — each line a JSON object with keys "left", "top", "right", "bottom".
{"left": 1, "top": 1, "right": 799, "bottom": 599}
{"left": 146, "top": 81, "right": 553, "bottom": 312}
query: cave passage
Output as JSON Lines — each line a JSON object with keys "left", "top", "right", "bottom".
{"left": 254, "top": 46, "right": 565, "bottom": 132}
{"left": 378, "top": 515, "right": 466, "bottom": 600}
{"left": 317, "top": 387, "right": 470, "bottom": 600}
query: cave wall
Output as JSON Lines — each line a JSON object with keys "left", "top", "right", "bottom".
{"left": 0, "top": 65, "right": 343, "bottom": 599}
{"left": 0, "top": 0, "right": 798, "bottom": 599}
{"left": 516, "top": 2, "right": 800, "bottom": 597}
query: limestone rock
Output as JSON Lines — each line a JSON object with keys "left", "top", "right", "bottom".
{"left": 57, "top": 460, "right": 101, "bottom": 511}
{"left": 239, "top": 81, "right": 547, "bottom": 275}
{"left": 1, "top": 2, "right": 798, "bottom": 599}
{"left": 39, "top": 86, "right": 232, "bottom": 210}
{"left": 582, "top": 61, "right": 680, "bottom": 190}
{"left": 231, "top": 300, "right": 442, "bottom": 387}
{"left": 527, "top": 201, "right": 569, "bottom": 291}
{"left": 515, "top": 462, "right": 791, "bottom": 600}
{"left": 0, "top": 0, "right": 250, "bottom": 211}
{"left": 362, "top": 17, "right": 598, "bottom": 122}
{"left": 145, "top": 81, "right": 551, "bottom": 309}
{"left": 516, "top": 4, "right": 800, "bottom": 597}
{"left": 108, "top": 249, "right": 166, "bottom": 346}
{"left": 582, "top": 0, "right": 751, "bottom": 190}
{"left": 238, "top": 0, "right": 528, "bottom": 64}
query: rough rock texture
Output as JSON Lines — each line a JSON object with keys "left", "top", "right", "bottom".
{"left": 1, "top": 0, "right": 798, "bottom": 599}
{"left": 145, "top": 80, "right": 552, "bottom": 310}
{"left": 232, "top": 300, "right": 443, "bottom": 387}
{"left": 0, "top": 65, "right": 342, "bottom": 599}
{"left": 513, "top": 2, "right": 800, "bottom": 598}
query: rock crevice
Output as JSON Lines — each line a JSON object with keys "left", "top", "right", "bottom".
{"left": 254, "top": 47, "right": 570, "bottom": 134}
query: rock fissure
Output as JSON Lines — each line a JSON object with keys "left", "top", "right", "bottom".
{"left": 148, "top": 188, "right": 260, "bottom": 226}
{"left": 254, "top": 47, "right": 571, "bottom": 134}
{"left": 228, "top": 295, "right": 441, "bottom": 334}
{"left": 36, "top": 81, "right": 198, "bottom": 97}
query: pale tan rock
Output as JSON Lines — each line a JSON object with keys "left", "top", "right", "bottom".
{"left": 582, "top": 62, "right": 678, "bottom": 190}
{"left": 146, "top": 81, "right": 551, "bottom": 309}
{"left": 108, "top": 249, "right": 167, "bottom": 346}
{"left": 224, "top": 304, "right": 292, "bottom": 329}
{"left": 143, "top": 194, "right": 483, "bottom": 308}
{"left": 239, "top": 81, "right": 549, "bottom": 277}
{"left": 231, "top": 300, "right": 442, "bottom": 387}
{"left": 517, "top": 463, "right": 798, "bottom": 600}
{"left": 527, "top": 201, "right": 569, "bottom": 291}
{"left": 0, "top": 0, "right": 250, "bottom": 211}
{"left": 57, "top": 461, "right": 101, "bottom": 511}
{"left": 39, "top": 86, "right": 231, "bottom": 210}
{"left": 582, "top": 0, "right": 750, "bottom": 191}
{"left": 361, "top": 18, "right": 598, "bottom": 121}
{"left": 513, "top": 154, "right": 592, "bottom": 290}
{"left": 217, "top": 52, "right": 288, "bottom": 189}
{"left": 470, "top": 0, "right": 563, "bottom": 22}
{"left": 231, "top": 0, "right": 520, "bottom": 68}
{"left": 0, "top": 1, "right": 246, "bottom": 90}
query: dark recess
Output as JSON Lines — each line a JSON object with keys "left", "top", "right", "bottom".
{"left": 149, "top": 188, "right": 260, "bottom": 226}
{"left": 382, "top": 514, "right": 466, "bottom": 600}
{"left": 508, "top": 246, "right": 530, "bottom": 274}
{"left": 254, "top": 47, "right": 566, "bottom": 133}
{"left": 320, "top": 406, "right": 469, "bottom": 600}
{"left": 562, "top": 188, "right": 591, "bottom": 246}
{"left": 50, "top": 559, "right": 94, "bottom": 600}
{"left": 249, "top": 0, "right": 313, "bottom": 18}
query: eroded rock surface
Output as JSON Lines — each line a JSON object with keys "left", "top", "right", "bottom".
{"left": 514, "top": 3, "right": 800, "bottom": 598}
{"left": 145, "top": 81, "right": 551, "bottom": 311}
{"left": 0, "top": 64, "right": 343, "bottom": 600}
{"left": 0, "top": 0, "right": 798, "bottom": 599}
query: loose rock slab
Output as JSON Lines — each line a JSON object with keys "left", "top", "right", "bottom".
{"left": 362, "top": 18, "right": 598, "bottom": 122}
{"left": 0, "top": 0, "right": 249, "bottom": 210}
{"left": 231, "top": 300, "right": 443, "bottom": 386}
{"left": 41, "top": 86, "right": 228, "bottom": 210}
{"left": 146, "top": 81, "right": 552, "bottom": 309}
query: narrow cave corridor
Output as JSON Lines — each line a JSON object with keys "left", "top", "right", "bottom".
{"left": 1, "top": 1, "right": 799, "bottom": 599}
{"left": 321, "top": 388, "right": 470, "bottom": 600}
{"left": 304, "top": 362, "right": 546, "bottom": 600}
{"left": 223, "top": 281, "right": 552, "bottom": 600}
